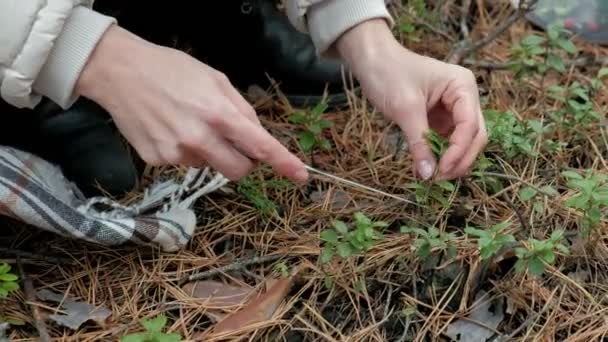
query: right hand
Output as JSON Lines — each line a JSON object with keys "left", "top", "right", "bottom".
{"left": 75, "top": 25, "right": 308, "bottom": 183}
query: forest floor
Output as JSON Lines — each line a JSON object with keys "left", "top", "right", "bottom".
{"left": 2, "top": 0, "right": 608, "bottom": 341}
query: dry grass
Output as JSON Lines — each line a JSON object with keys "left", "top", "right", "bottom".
{"left": 2, "top": 0, "right": 608, "bottom": 341}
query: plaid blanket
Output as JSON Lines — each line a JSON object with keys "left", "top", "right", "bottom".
{"left": 0, "top": 145, "right": 229, "bottom": 252}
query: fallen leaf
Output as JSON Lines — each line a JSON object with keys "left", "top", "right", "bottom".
{"left": 182, "top": 280, "right": 253, "bottom": 308}
{"left": 445, "top": 291, "right": 505, "bottom": 342}
{"left": 211, "top": 274, "right": 295, "bottom": 335}
{"left": 35, "top": 289, "right": 111, "bottom": 330}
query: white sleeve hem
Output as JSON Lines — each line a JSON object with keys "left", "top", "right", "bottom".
{"left": 33, "top": 6, "right": 116, "bottom": 109}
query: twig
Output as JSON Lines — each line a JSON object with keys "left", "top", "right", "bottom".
{"left": 178, "top": 254, "right": 283, "bottom": 285}
{"left": 0, "top": 247, "right": 71, "bottom": 264}
{"left": 447, "top": 0, "right": 538, "bottom": 64}
{"left": 460, "top": 0, "right": 472, "bottom": 39}
{"left": 17, "top": 257, "right": 50, "bottom": 342}
{"left": 416, "top": 20, "right": 455, "bottom": 42}
{"left": 397, "top": 317, "right": 413, "bottom": 342}
{"left": 501, "top": 192, "right": 531, "bottom": 233}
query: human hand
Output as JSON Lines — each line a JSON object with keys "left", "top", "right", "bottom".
{"left": 337, "top": 19, "right": 487, "bottom": 180}
{"left": 75, "top": 25, "right": 308, "bottom": 183}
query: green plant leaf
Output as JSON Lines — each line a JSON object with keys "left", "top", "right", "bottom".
{"left": 320, "top": 247, "right": 335, "bottom": 264}
{"left": 0, "top": 263, "right": 10, "bottom": 274}
{"left": 320, "top": 229, "right": 339, "bottom": 244}
{"left": 519, "top": 187, "right": 538, "bottom": 201}
{"left": 0, "top": 273, "right": 18, "bottom": 282}
{"left": 540, "top": 249, "right": 555, "bottom": 264}
{"left": 539, "top": 185, "right": 559, "bottom": 196}
{"left": 158, "top": 333, "right": 183, "bottom": 342}
{"left": 288, "top": 112, "right": 307, "bottom": 124}
{"left": 564, "top": 194, "right": 590, "bottom": 209}
{"left": 333, "top": 221, "right": 349, "bottom": 235}
{"left": 337, "top": 242, "right": 352, "bottom": 258}
{"left": 547, "top": 54, "right": 565, "bottom": 72}
{"left": 0, "top": 281, "right": 19, "bottom": 292}
{"left": 298, "top": 131, "right": 316, "bottom": 152}
{"left": 319, "top": 119, "right": 333, "bottom": 129}
{"left": 309, "top": 123, "right": 323, "bottom": 135}
{"left": 598, "top": 67, "right": 608, "bottom": 79}
{"left": 141, "top": 315, "right": 167, "bottom": 333}
{"left": 436, "top": 181, "right": 455, "bottom": 192}
{"left": 528, "top": 257, "right": 546, "bottom": 276}
{"left": 120, "top": 333, "right": 147, "bottom": 342}
{"left": 319, "top": 138, "right": 332, "bottom": 151}
{"left": 556, "top": 39, "right": 577, "bottom": 54}
{"left": 521, "top": 34, "right": 546, "bottom": 46}
{"left": 561, "top": 170, "right": 582, "bottom": 180}
{"left": 464, "top": 226, "right": 486, "bottom": 237}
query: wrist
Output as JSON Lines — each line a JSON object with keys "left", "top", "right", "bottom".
{"left": 336, "top": 18, "right": 402, "bottom": 73}
{"left": 75, "top": 25, "right": 145, "bottom": 103}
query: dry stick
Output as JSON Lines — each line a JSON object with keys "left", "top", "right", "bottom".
{"left": 0, "top": 247, "right": 71, "bottom": 264}
{"left": 460, "top": 0, "right": 472, "bottom": 39}
{"left": 447, "top": 0, "right": 538, "bottom": 64}
{"left": 501, "top": 192, "right": 531, "bottom": 233}
{"left": 178, "top": 254, "right": 282, "bottom": 285}
{"left": 17, "top": 257, "right": 50, "bottom": 342}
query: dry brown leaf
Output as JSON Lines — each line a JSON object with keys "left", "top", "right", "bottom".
{"left": 445, "top": 291, "right": 505, "bottom": 341}
{"left": 211, "top": 275, "right": 295, "bottom": 335}
{"left": 35, "top": 289, "right": 111, "bottom": 330}
{"left": 182, "top": 280, "right": 253, "bottom": 308}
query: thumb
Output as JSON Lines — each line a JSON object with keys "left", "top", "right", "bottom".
{"left": 391, "top": 100, "right": 436, "bottom": 180}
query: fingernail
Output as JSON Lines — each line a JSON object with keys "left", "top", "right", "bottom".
{"left": 418, "top": 160, "right": 434, "bottom": 180}
{"left": 295, "top": 169, "right": 309, "bottom": 185}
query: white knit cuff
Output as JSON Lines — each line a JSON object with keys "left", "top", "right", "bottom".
{"left": 306, "top": 0, "right": 394, "bottom": 56}
{"left": 34, "top": 6, "right": 116, "bottom": 109}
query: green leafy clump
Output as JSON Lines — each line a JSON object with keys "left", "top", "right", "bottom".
{"left": 320, "top": 212, "right": 388, "bottom": 263}
{"left": 121, "top": 315, "right": 182, "bottom": 342}
{"left": 405, "top": 180, "right": 456, "bottom": 208}
{"left": 401, "top": 226, "right": 457, "bottom": 260}
{"left": 510, "top": 22, "right": 577, "bottom": 79}
{"left": 288, "top": 102, "right": 333, "bottom": 154}
{"left": 514, "top": 230, "right": 569, "bottom": 277}
{"left": 518, "top": 183, "right": 560, "bottom": 215}
{"left": 237, "top": 169, "right": 291, "bottom": 216}
{"left": 562, "top": 170, "right": 608, "bottom": 236}
{"left": 465, "top": 221, "right": 516, "bottom": 260}
{"left": 484, "top": 109, "right": 546, "bottom": 158}
{"left": 547, "top": 82, "right": 601, "bottom": 131}
{"left": 0, "top": 263, "right": 19, "bottom": 299}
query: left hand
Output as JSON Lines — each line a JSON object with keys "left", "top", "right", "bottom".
{"left": 336, "top": 19, "right": 488, "bottom": 180}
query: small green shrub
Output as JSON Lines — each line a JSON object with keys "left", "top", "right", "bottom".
{"left": 320, "top": 212, "right": 388, "bottom": 263}
{"left": 0, "top": 264, "right": 19, "bottom": 299}
{"left": 121, "top": 315, "right": 181, "bottom": 342}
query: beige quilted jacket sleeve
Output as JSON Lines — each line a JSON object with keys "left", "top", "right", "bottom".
{"left": 1, "top": 1, "right": 392, "bottom": 111}
{"left": 286, "top": 0, "right": 394, "bottom": 56}
{"left": 0, "top": 0, "right": 115, "bottom": 109}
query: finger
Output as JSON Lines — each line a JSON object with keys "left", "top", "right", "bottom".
{"left": 217, "top": 74, "right": 260, "bottom": 125}
{"left": 438, "top": 92, "right": 480, "bottom": 178}
{"left": 211, "top": 112, "right": 308, "bottom": 184}
{"left": 193, "top": 131, "right": 256, "bottom": 181}
{"left": 389, "top": 96, "right": 437, "bottom": 180}
{"left": 443, "top": 125, "right": 488, "bottom": 179}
